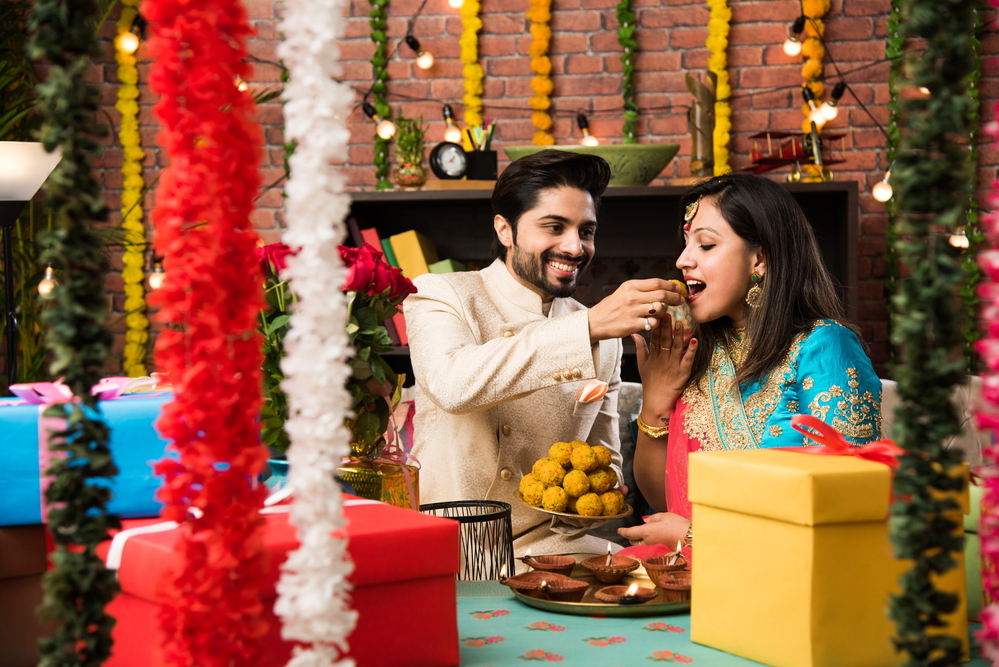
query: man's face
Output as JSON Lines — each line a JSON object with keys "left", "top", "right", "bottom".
{"left": 495, "top": 186, "right": 597, "bottom": 299}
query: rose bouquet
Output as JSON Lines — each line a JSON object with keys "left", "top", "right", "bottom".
{"left": 340, "top": 243, "right": 417, "bottom": 449}
{"left": 257, "top": 242, "right": 295, "bottom": 453}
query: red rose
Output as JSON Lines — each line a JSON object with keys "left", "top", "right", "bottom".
{"left": 256, "top": 242, "right": 295, "bottom": 274}
{"left": 341, "top": 244, "right": 383, "bottom": 292}
{"left": 387, "top": 265, "right": 418, "bottom": 301}
{"left": 372, "top": 259, "right": 394, "bottom": 294}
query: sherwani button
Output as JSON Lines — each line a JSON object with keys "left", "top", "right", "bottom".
{"left": 503, "top": 330, "right": 514, "bottom": 337}
{"left": 571, "top": 368, "right": 582, "bottom": 379}
{"left": 552, "top": 372, "right": 562, "bottom": 381}
{"left": 500, "top": 468, "right": 513, "bottom": 480}
{"left": 502, "top": 424, "right": 511, "bottom": 436}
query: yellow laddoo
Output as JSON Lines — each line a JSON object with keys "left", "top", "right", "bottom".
{"left": 548, "top": 442, "right": 573, "bottom": 468}
{"left": 587, "top": 468, "right": 617, "bottom": 495}
{"left": 570, "top": 444, "right": 598, "bottom": 473}
{"left": 600, "top": 489, "right": 625, "bottom": 516}
{"left": 669, "top": 278, "right": 690, "bottom": 299}
{"left": 519, "top": 473, "right": 540, "bottom": 496}
{"left": 570, "top": 440, "right": 589, "bottom": 449}
{"left": 563, "top": 469, "right": 590, "bottom": 497}
{"left": 532, "top": 458, "right": 567, "bottom": 488}
{"left": 592, "top": 445, "right": 613, "bottom": 468}
{"left": 576, "top": 492, "right": 604, "bottom": 517}
{"left": 522, "top": 480, "right": 546, "bottom": 506}
{"left": 566, "top": 496, "right": 578, "bottom": 514}
{"left": 542, "top": 486, "right": 569, "bottom": 513}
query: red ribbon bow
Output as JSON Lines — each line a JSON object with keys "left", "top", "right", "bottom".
{"left": 787, "top": 414, "right": 904, "bottom": 469}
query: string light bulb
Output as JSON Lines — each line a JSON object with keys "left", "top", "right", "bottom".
{"left": 872, "top": 169, "right": 893, "bottom": 203}
{"left": 783, "top": 16, "right": 806, "bottom": 57}
{"left": 950, "top": 228, "right": 970, "bottom": 249}
{"left": 235, "top": 77, "right": 249, "bottom": 92}
{"left": 116, "top": 30, "right": 140, "bottom": 55}
{"left": 404, "top": 35, "right": 434, "bottom": 70}
{"left": 819, "top": 81, "right": 847, "bottom": 121}
{"left": 148, "top": 260, "right": 166, "bottom": 290}
{"left": 38, "top": 264, "right": 56, "bottom": 297}
{"left": 361, "top": 101, "right": 397, "bottom": 140}
{"left": 442, "top": 105, "right": 463, "bottom": 143}
{"left": 800, "top": 87, "right": 827, "bottom": 130}
{"left": 576, "top": 113, "right": 599, "bottom": 147}
{"left": 918, "top": 86, "right": 931, "bottom": 96}
{"left": 448, "top": 0, "right": 463, "bottom": 6}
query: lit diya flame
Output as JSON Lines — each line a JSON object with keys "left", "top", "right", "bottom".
{"left": 618, "top": 582, "right": 643, "bottom": 605}
{"left": 625, "top": 583, "right": 639, "bottom": 596}
{"left": 499, "top": 563, "right": 508, "bottom": 581}
{"left": 605, "top": 543, "right": 612, "bottom": 567}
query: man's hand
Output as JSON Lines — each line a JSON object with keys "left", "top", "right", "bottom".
{"left": 617, "top": 512, "right": 690, "bottom": 547}
{"left": 588, "top": 279, "right": 686, "bottom": 344}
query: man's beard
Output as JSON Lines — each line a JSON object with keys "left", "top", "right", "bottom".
{"left": 510, "top": 244, "right": 590, "bottom": 299}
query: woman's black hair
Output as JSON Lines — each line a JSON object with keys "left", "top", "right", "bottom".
{"left": 678, "top": 173, "right": 856, "bottom": 387}
{"left": 491, "top": 150, "right": 611, "bottom": 260}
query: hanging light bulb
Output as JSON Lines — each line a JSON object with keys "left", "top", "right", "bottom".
{"left": 235, "top": 77, "right": 250, "bottom": 92}
{"left": 950, "top": 227, "right": 970, "bottom": 249}
{"left": 872, "top": 169, "right": 893, "bottom": 203}
{"left": 361, "top": 101, "right": 397, "bottom": 140}
{"left": 918, "top": 86, "right": 931, "bottom": 96}
{"left": 783, "top": 16, "right": 806, "bottom": 57}
{"left": 148, "top": 260, "right": 166, "bottom": 290}
{"left": 576, "top": 113, "right": 600, "bottom": 146}
{"left": 819, "top": 81, "right": 846, "bottom": 121}
{"left": 801, "top": 87, "right": 827, "bottom": 130}
{"left": 38, "top": 264, "right": 57, "bottom": 297}
{"left": 405, "top": 35, "right": 435, "bottom": 70}
{"left": 448, "top": 0, "right": 463, "bottom": 7}
{"left": 116, "top": 30, "right": 140, "bottom": 55}
{"left": 442, "top": 104, "right": 463, "bottom": 143}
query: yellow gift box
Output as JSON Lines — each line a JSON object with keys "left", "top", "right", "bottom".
{"left": 688, "top": 449, "right": 968, "bottom": 667}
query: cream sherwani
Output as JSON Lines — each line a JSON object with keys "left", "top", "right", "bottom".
{"left": 406, "top": 259, "right": 623, "bottom": 558}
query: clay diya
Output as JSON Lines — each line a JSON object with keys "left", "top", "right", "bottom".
{"left": 520, "top": 554, "right": 576, "bottom": 578}
{"left": 501, "top": 571, "right": 588, "bottom": 602}
{"left": 658, "top": 570, "right": 692, "bottom": 602}
{"left": 642, "top": 553, "right": 687, "bottom": 588}
{"left": 580, "top": 554, "right": 641, "bottom": 584}
{"left": 594, "top": 583, "right": 657, "bottom": 605}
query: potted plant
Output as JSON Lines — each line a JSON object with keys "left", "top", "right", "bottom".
{"left": 393, "top": 115, "right": 428, "bottom": 190}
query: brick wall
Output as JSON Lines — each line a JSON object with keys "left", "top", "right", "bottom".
{"left": 34, "top": 0, "right": 999, "bottom": 378}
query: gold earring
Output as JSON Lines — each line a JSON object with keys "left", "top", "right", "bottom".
{"left": 746, "top": 271, "right": 763, "bottom": 308}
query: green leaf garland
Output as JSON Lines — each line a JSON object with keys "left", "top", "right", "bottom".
{"left": 27, "top": 0, "right": 120, "bottom": 662}
{"left": 369, "top": 0, "right": 392, "bottom": 190}
{"left": 883, "top": 0, "right": 903, "bottom": 364}
{"left": 616, "top": 0, "right": 638, "bottom": 144}
{"left": 887, "top": 0, "right": 976, "bottom": 662}
{"left": 961, "top": 6, "right": 984, "bottom": 373}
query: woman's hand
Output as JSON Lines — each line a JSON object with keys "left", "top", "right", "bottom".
{"left": 633, "top": 314, "right": 697, "bottom": 422}
{"left": 617, "top": 512, "right": 691, "bottom": 547}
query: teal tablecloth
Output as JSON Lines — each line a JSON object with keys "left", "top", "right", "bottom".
{"left": 457, "top": 582, "right": 988, "bottom": 666}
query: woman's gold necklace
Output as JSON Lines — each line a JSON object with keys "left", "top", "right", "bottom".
{"left": 728, "top": 327, "right": 749, "bottom": 367}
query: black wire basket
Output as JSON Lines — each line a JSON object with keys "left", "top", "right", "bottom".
{"left": 420, "top": 500, "right": 516, "bottom": 581}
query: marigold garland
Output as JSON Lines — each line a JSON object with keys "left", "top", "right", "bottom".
{"left": 799, "top": 0, "right": 830, "bottom": 134}
{"left": 706, "top": 0, "right": 731, "bottom": 174}
{"left": 144, "top": 0, "right": 271, "bottom": 663}
{"left": 460, "top": 0, "right": 483, "bottom": 130}
{"left": 616, "top": 0, "right": 637, "bottom": 144}
{"left": 27, "top": 0, "right": 121, "bottom": 662}
{"left": 527, "top": 0, "right": 554, "bottom": 146}
{"left": 369, "top": 0, "right": 392, "bottom": 190}
{"left": 116, "top": 0, "right": 149, "bottom": 378}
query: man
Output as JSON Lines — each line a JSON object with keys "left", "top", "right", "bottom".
{"left": 406, "top": 150, "right": 684, "bottom": 556}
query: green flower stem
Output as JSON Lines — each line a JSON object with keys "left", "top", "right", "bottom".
{"left": 617, "top": 0, "right": 638, "bottom": 144}
{"left": 28, "top": 0, "right": 120, "bottom": 662}
{"left": 370, "top": 0, "right": 392, "bottom": 189}
{"left": 887, "top": 0, "right": 976, "bottom": 663}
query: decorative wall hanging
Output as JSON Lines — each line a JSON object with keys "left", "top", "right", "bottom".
{"left": 27, "top": 0, "right": 120, "bottom": 662}
{"left": 460, "top": 0, "right": 483, "bottom": 130}
{"left": 527, "top": 0, "right": 554, "bottom": 146}
{"left": 800, "top": 0, "right": 830, "bottom": 134}
{"left": 616, "top": 0, "right": 638, "bottom": 143}
{"left": 143, "top": 0, "right": 271, "bottom": 662}
{"left": 273, "top": 0, "right": 358, "bottom": 661}
{"left": 706, "top": 0, "right": 731, "bottom": 174}
{"left": 116, "top": 0, "right": 149, "bottom": 378}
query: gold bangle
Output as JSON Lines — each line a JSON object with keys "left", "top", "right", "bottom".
{"left": 636, "top": 414, "right": 669, "bottom": 439}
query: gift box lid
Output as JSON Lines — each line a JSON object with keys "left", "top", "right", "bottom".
{"left": 689, "top": 449, "right": 893, "bottom": 526}
{"left": 111, "top": 497, "right": 459, "bottom": 604}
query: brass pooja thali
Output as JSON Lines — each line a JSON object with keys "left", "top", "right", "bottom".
{"left": 514, "top": 492, "right": 634, "bottom": 521}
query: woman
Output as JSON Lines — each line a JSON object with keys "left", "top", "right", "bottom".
{"left": 618, "top": 174, "right": 882, "bottom": 548}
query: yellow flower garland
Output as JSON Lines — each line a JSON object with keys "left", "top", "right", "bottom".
{"left": 116, "top": 0, "right": 149, "bottom": 377}
{"left": 800, "top": 0, "right": 830, "bottom": 133}
{"left": 706, "top": 0, "right": 731, "bottom": 175}
{"left": 460, "top": 0, "right": 483, "bottom": 132}
{"left": 527, "top": 0, "right": 554, "bottom": 146}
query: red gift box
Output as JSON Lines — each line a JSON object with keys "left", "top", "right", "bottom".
{"left": 101, "top": 497, "right": 460, "bottom": 667}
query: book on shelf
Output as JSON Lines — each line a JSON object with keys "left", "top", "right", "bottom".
{"left": 389, "top": 230, "right": 439, "bottom": 279}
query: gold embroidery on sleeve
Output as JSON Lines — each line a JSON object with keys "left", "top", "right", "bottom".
{"left": 769, "top": 425, "right": 783, "bottom": 437}
{"left": 807, "top": 367, "right": 879, "bottom": 441}
{"left": 802, "top": 377, "right": 815, "bottom": 390}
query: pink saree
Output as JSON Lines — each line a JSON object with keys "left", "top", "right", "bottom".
{"left": 665, "top": 399, "right": 698, "bottom": 519}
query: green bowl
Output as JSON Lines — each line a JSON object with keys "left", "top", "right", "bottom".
{"left": 502, "top": 144, "right": 680, "bottom": 186}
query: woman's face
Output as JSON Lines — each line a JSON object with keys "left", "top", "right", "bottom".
{"left": 676, "top": 197, "right": 764, "bottom": 329}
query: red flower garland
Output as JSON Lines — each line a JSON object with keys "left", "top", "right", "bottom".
{"left": 142, "top": 0, "right": 270, "bottom": 664}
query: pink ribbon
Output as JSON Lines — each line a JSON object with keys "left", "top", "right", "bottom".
{"left": 782, "top": 414, "right": 904, "bottom": 469}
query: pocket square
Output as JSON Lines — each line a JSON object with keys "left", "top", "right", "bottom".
{"left": 577, "top": 379, "right": 608, "bottom": 403}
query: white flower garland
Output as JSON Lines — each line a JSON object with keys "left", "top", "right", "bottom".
{"left": 274, "top": 0, "right": 358, "bottom": 664}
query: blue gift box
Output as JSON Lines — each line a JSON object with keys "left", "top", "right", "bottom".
{"left": 0, "top": 395, "right": 173, "bottom": 526}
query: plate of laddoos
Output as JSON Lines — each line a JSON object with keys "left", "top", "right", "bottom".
{"left": 515, "top": 441, "right": 633, "bottom": 520}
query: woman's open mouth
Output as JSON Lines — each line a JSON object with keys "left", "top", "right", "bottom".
{"left": 686, "top": 279, "right": 706, "bottom": 301}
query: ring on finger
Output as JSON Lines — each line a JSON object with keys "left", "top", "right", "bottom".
{"left": 648, "top": 302, "right": 656, "bottom": 315}
{"left": 650, "top": 342, "right": 661, "bottom": 350}
{"left": 644, "top": 317, "right": 652, "bottom": 331}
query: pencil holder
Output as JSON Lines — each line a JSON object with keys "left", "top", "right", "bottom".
{"left": 464, "top": 150, "right": 497, "bottom": 180}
